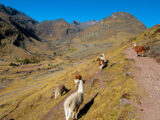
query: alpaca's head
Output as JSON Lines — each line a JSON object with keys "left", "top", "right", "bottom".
{"left": 133, "top": 43, "right": 137, "bottom": 47}
{"left": 101, "top": 53, "right": 105, "bottom": 57}
{"left": 74, "top": 74, "right": 82, "bottom": 87}
{"left": 75, "top": 74, "right": 82, "bottom": 80}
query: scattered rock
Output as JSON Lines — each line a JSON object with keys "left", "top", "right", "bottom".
{"left": 126, "top": 72, "right": 132, "bottom": 76}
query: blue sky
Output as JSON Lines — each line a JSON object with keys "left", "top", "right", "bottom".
{"left": 0, "top": 0, "right": 160, "bottom": 27}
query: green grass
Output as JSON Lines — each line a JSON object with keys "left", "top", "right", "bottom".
{"left": 70, "top": 48, "right": 77, "bottom": 52}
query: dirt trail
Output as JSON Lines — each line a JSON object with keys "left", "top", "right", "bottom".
{"left": 125, "top": 47, "right": 160, "bottom": 120}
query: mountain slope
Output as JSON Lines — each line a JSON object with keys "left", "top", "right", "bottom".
{"left": 0, "top": 4, "right": 147, "bottom": 62}
{"left": 0, "top": 4, "right": 53, "bottom": 60}
{"left": 0, "top": 5, "right": 151, "bottom": 120}
{"left": 0, "top": 39, "right": 141, "bottom": 120}
{"left": 0, "top": 4, "right": 38, "bottom": 27}
{"left": 36, "top": 19, "right": 80, "bottom": 40}
{"left": 75, "top": 12, "right": 146, "bottom": 42}
{"left": 67, "top": 12, "right": 146, "bottom": 61}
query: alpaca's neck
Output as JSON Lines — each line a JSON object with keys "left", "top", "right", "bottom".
{"left": 78, "top": 80, "right": 83, "bottom": 93}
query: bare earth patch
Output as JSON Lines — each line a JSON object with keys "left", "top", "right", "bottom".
{"left": 125, "top": 47, "right": 160, "bottom": 120}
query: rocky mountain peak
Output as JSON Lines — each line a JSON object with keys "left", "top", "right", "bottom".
{"left": 0, "top": 4, "right": 5, "bottom": 10}
{"left": 72, "top": 20, "right": 80, "bottom": 25}
{"left": 0, "top": 4, "right": 38, "bottom": 25}
{"left": 109, "top": 12, "right": 135, "bottom": 20}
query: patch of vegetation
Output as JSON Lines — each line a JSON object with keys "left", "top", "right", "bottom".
{"left": 9, "top": 63, "right": 19, "bottom": 66}
{"left": 70, "top": 48, "right": 77, "bottom": 52}
{"left": 146, "top": 45, "right": 160, "bottom": 62}
{"left": 16, "top": 58, "right": 40, "bottom": 64}
{"left": 31, "top": 59, "right": 40, "bottom": 64}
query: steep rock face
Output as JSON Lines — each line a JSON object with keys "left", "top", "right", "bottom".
{"left": 0, "top": 4, "right": 38, "bottom": 27}
{"left": 35, "top": 19, "right": 80, "bottom": 40}
{"left": 35, "top": 19, "right": 81, "bottom": 55}
{"left": 0, "top": 4, "right": 52, "bottom": 60}
{"left": 71, "top": 19, "right": 97, "bottom": 30}
{"left": 0, "top": 4, "right": 39, "bottom": 46}
{"left": 71, "top": 20, "right": 80, "bottom": 25}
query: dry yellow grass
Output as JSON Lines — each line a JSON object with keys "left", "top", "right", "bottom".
{"left": 0, "top": 38, "right": 143, "bottom": 120}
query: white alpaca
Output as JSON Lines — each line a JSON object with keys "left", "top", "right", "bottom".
{"left": 64, "top": 79, "right": 84, "bottom": 120}
{"left": 100, "top": 53, "right": 106, "bottom": 62}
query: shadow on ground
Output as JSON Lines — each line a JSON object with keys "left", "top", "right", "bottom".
{"left": 78, "top": 92, "right": 99, "bottom": 119}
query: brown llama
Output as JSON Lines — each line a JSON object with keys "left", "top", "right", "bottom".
{"left": 133, "top": 43, "right": 146, "bottom": 57}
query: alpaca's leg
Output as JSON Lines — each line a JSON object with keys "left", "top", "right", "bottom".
{"left": 75, "top": 107, "right": 79, "bottom": 119}
{"left": 72, "top": 111, "right": 75, "bottom": 119}
{"left": 100, "top": 65, "right": 103, "bottom": 70}
{"left": 140, "top": 52, "right": 142, "bottom": 57}
{"left": 55, "top": 92, "right": 57, "bottom": 99}
{"left": 64, "top": 108, "right": 68, "bottom": 120}
{"left": 75, "top": 112, "right": 78, "bottom": 119}
{"left": 55, "top": 92, "right": 60, "bottom": 99}
{"left": 136, "top": 51, "right": 139, "bottom": 57}
{"left": 67, "top": 108, "right": 71, "bottom": 120}
{"left": 142, "top": 51, "right": 145, "bottom": 57}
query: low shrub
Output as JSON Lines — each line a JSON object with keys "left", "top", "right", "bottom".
{"left": 9, "top": 63, "right": 18, "bottom": 66}
{"left": 146, "top": 45, "right": 160, "bottom": 63}
{"left": 16, "top": 58, "right": 40, "bottom": 64}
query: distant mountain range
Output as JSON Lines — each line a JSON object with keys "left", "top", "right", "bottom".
{"left": 0, "top": 4, "right": 147, "bottom": 61}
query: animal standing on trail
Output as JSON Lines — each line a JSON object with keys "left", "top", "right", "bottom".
{"left": 64, "top": 75, "right": 84, "bottom": 120}
{"left": 54, "top": 85, "right": 69, "bottom": 99}
{"left": 74, "top": 74, "right": 82, "bottom": 87}
{"left": 133, "top": 43, "right": 146, "bottom": 57}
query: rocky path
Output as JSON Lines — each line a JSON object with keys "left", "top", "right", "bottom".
{"left": 125, "top": 47, "right": 160, "bottom": 120}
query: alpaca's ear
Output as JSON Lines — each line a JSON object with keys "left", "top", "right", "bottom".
{"left": 79, "top": 75, "right": 82, "bottom": 80}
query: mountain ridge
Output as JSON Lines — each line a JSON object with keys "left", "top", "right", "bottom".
{"left": 0, "top": 4, "right": 147, "bottom": 61}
